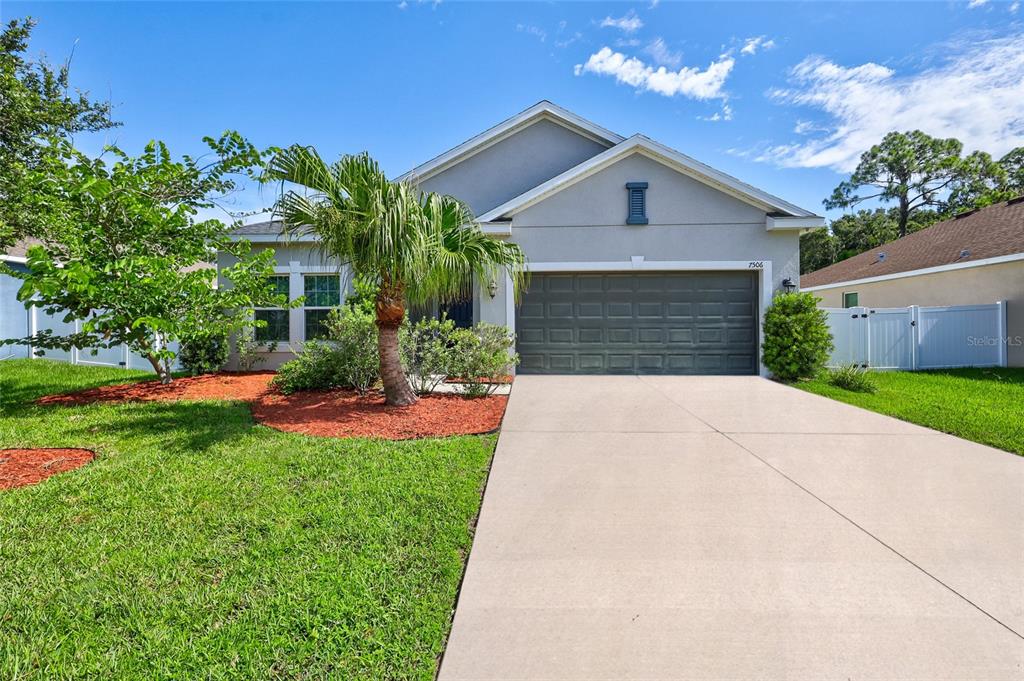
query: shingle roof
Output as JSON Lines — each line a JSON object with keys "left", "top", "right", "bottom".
{"left": 802, "top": 198, "right": 1024, "bottom": 288}
{"left": 1, "top": 237, "right": 40, "bottom": 260}
{"left": 231, "top": 220, "right": 284, "bottom": 236}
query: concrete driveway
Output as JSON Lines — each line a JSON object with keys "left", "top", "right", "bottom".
{"left": 439, "top": 375, "right": 1024, "bottom": 680}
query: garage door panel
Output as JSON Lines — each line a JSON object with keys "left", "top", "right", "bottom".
{"left": 605, "top": 276, "right": 634, "bottom": 292}
{"left": 668, "top": 328, "right": 693, "bottom": 344}
{"left": 607, "top": 354, "right": 635, "bottom": 371}
{"left": 638, "top": 328, "right": 665, "bottom": 343}
{"left": 607, "top": 302, "right": 633, "bottom": 318}
{"left": 606, "top": 328, "right": 632, "bottom": 344}
{"left": 516, "top": 272, "right": 758, "bottom": 375}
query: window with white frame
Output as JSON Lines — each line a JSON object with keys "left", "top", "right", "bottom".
{"left": 254, "top": 275, "right": 290, "bottom": 343}
{"left": 842, "top": 291, "right": 859, "bottom": 309}
{"left": 304, "top": 274, "right": 340, "bottom": 340}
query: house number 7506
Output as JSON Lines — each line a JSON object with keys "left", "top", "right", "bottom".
{"left": 747, "top": 261, "right": 764, "bottom": 269}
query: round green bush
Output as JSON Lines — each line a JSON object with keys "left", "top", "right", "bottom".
{"left": 761, "top": 291, "right": 833, "bottom": 381}
{"left": 178, "top": 331, "right": 229, "bottom": 376}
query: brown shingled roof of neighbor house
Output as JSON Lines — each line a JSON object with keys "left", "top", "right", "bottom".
{"left": 1, "top": 237, "right": 41, "bottom": 260}
{"left": 802, "top": 197, "right": 1024, "bottom": 288}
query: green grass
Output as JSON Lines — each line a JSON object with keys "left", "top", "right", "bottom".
{"left": 0, "top": 359, "right": 495, "bottom": 680}
{"left": 797, "top": 367, "right": 1024, "bottom": 455}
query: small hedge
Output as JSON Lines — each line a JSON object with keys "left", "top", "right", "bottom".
{"left": 761, "top": 291, "right": 833, "bottom": 381}
{"left": 179, "top": 331, "right": 229, "bottom": 376}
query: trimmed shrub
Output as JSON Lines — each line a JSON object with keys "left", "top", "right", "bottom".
{"left": 178, "top": 331, "right": 229, "bottom": 376}
{"left": 828, "top": 364, "right": 878, "bottom": 393}
{"left": 401, "top": 315, "right": 457, "bottom": 395}
{"left": 271, "top": 340, "right": 345, "bottom": 394}
{"left": 450, "top": 323, "right": 517, "bottom": 398}
{"left": 235, "top": 326, "right": 271, "bottom": 372}
{"left": 324, "top": 306, "right": 380, "bottom": 394}
{"left": 761, "top": 292, "right": 833, "bottom": 381}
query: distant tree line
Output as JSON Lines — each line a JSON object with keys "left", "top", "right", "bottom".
{"left": 802, "top": 132, "right": 1024, "bottom": 274}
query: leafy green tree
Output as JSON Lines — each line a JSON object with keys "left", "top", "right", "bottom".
{"left": 0, "top": 17, "right": 118, "bottom": 250}
{"left": 264, "top": 149, "right": 526, "bottom": 406}
{"left": 800, "top": 208, "right": 942, "bottom": 275}
{"left": 947, "top": 147, "right": 1024, "bottom": 211}
{"left": 6, "top": 134, "right": 290, "bottom": 383}
{"left": 825, "top": 131, "right": 999, "bottom": 238}
{"left": 1000, "top": 148, "right": 1024, "bottom": 196}
{"left": 799, "top": 228, "right": 836, "bottom": 275}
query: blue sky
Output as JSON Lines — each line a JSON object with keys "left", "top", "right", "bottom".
{"left": 8, "top": 1, "right": 1024, "bottom": 222}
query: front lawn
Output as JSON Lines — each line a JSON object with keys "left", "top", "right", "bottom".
{"left": 797, "top": 367, "right": 1024, "bottom": 455}
{"left": 0, "top": 359, "right": 494, "bottom": 679}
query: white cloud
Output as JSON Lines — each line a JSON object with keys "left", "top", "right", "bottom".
{"left": 397, "top": 0, "right": 408, "bottom": 8}
{"left": 741, "top": 36, "right": 776, "bottom": 56}
{"left": 649, "top": 0, "right": 661, "bottom": 7}
{"left": 700, "top": 104, "right": 733, "bottom": 122}
{"left": 600, "top": 10, "right": 644, "bottom": 34}
{"left": 516, "top": 24, "right": 547, "bottom": 42}
{"left": 968, "top": 0, "right": 989, "bottom": 7}
{"left": 758, "top": 35, "right": 1024, "bottom": 172}
{"left": 615, "top": 37, "right": 642, "bottom": 48}
{"left": 575, "top": 46, "right": 735, "bottom": 100}
{"left": 1010, "top": 1, "right": 1020, "bottom": 12}
{"left": 643, "top": 38, "right": 682, "bottom": 68}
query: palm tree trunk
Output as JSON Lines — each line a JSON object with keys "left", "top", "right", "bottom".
{"left": 376, "top": 284, "right": 417, "bottom": 406}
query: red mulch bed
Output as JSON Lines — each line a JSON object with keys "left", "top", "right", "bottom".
{"left": 0, "top": 448, "right": 95, "bottom": 490}
{"left": 35, "top": 372, "right": 508, "bottom": 440}
{"left": 252, "top": 391, "right": 508, "bottom": 440}
{"left": 445, "top": 375, "right": 514, "bottom": 384}
{"left": 36, "top": 372, "right": 276, "bottom": 406}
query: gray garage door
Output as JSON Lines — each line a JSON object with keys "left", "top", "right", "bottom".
{"left": 516, "top": 271, "right": 758, "bottom": 375}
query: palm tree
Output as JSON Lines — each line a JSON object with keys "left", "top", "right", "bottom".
{"left": 264, "top": 148, "right": 526, "bottom": 406}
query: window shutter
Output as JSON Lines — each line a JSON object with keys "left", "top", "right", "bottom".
{"left": 626, "top": 182, "right": 648, "bottom": 225}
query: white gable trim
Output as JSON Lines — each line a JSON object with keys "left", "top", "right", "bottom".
{"left": 396, "top": 101, "right": 624, "bottom": 184}
{"left": 766, "top": 215, "right": 826, "bottom": 231}
{"left": 802, "top": 252, "right": 1024, "bottom": 291}
{"left": 477, "top": 135, "right": 819, "bottom": 223}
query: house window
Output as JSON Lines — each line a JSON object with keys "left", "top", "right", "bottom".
{"left": 626, "top": 182, "right": 648, "bottom": 225}
{"left": 304, "top": 274, "right": 340, "bottom": 340}
{"left": 843, "top": 291, "right": 859, "bottom": 308}
{"left": 254, "top": 275, "right": 290, "bottom": 343}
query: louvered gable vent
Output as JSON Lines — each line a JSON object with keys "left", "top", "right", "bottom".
{"left": 626, "top": 182, "right": 648, "bottom": 225}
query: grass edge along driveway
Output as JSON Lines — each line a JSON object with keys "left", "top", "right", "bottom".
{"left": 0, "top": 359, "right": 495, "bottom": 680}
{"left": 796, "top": 367, "right": 1024, "bottom": 456}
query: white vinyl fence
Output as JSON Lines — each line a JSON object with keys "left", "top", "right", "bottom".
{"left": 823, "top": 301, "right": 1008, "bottom": 370}
{"left": 1, "top": 274, "right": 179, "bottom": 372}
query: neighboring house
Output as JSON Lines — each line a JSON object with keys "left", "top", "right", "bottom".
{"left": 221, "top": 101, "right": 823, "bottom": 375}
{"left": 803, "top": 198, "right": 1024, "bottom": 367}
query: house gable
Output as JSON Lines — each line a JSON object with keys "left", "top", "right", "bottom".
{"left": 510, "top": 151, "right": 769, "bottom": 228}
{"left": 414, "top": 116, "right": 614, "bottom": 216}
{"left": 479, "top": 136, "right": 822, "bottom": 231}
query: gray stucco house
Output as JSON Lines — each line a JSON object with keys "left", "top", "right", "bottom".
{"left": 221, "top": 101, "right": 823, "bottom": 375}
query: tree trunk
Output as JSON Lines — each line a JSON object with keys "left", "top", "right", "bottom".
{"left": 376, "top": 284, "right": 416, "bottom": 406}
{"left": 898, "top": 195, "right": 910, "bottom": 238}
{"left": 146, "top": 354, "right": 173, "bottom": 384}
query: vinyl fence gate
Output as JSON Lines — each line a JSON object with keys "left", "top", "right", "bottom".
{"left": 822, "top": 301, "right": 1008, "bottom": 370}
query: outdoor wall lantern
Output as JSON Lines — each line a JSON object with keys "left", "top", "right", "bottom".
{"left": 781, "top": 277, "right": 797, "bottom": 292}
{"left": 487, "top": 279, "right": 498, "bottom": 298}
